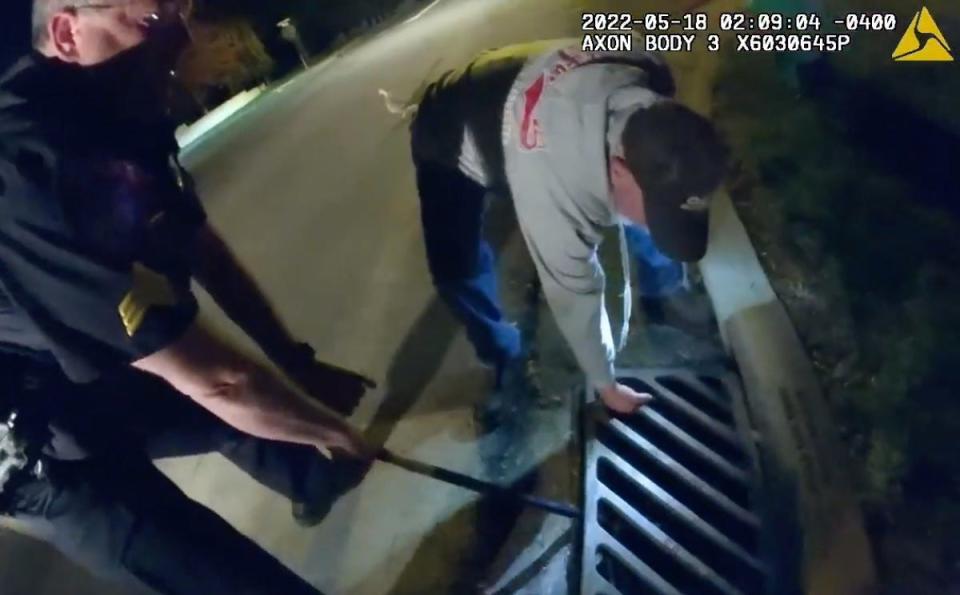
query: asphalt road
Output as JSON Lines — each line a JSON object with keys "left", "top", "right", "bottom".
{"left": 174, "top": 1, "right": 591, "bottom": 594}
{"left": 159, "top": 0, "right": 726, "bottom": 592}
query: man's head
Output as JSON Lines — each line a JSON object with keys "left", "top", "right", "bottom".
{"left": 609, "top": 101, "right": 729, "bottom": 262}
{"left": 33, "top": 0, "right": 185, "bottom": 66}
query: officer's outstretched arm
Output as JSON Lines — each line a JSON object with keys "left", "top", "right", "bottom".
{"left": 192, "top": 223, "right": 301, "bottom": 364}
{"left": 191, "top": 223, "right": 373, "bottom": 415}
{"left": 133, "top": 322, "right": 372, "bottom": 459}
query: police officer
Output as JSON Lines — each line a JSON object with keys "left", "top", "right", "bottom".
{"left": 0, "top": 0, "right": 376, "bottom": 592}
{"left": 0, "top": 352, "right": 350, "bottom": 595}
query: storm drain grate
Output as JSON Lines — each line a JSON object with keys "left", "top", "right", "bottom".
{"left": 580, "top": 369, "right": 769, "bottom": 595}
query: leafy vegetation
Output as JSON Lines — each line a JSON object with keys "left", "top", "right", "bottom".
{"left": 712, "top": 3, "right": 960, "bottom": 591}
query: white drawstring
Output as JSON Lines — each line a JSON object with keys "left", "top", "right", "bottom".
{"left": 617, "top": 222, "right": 632, "bottom": 352}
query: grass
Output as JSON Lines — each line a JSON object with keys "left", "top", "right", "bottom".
{"left": 712, "top": 1, "right": 960, "bottom": 591}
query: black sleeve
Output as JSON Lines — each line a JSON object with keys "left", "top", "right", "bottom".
{"left": 592, "top": 50, "right": 677, "bottom": 98}
{"left": 0, "top": 142, "right": 197, "bottom": 382}
{"left": 171, "top": 160, "right": 208, "bottom": 229}
{"left": 633, "top": 51, "right": 676, "bottom": 98}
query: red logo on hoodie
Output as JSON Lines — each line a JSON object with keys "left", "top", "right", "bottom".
{"left": 517, "top": 48, "right": 602, "bottom": 151}
{"left": 519, "top": 75, "right": 546, "bottom": 150}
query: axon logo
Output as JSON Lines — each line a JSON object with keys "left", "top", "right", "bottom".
{"left": 893, "top": 7, "right": 953, "bottom": 62}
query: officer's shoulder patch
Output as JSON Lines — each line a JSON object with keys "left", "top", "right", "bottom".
{"left": 118, "top": 262, "right": 176, "bottom": 337}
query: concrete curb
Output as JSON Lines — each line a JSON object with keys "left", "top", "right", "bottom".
{"left": 700, "top": 194, "right": 878, "bottom": 595}
{"left": 175, "top": 84, "right": 266, "bottom": 149}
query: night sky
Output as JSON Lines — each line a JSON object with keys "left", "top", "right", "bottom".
{"left": 1, "top": 0, "right": 32, "bottom": 71}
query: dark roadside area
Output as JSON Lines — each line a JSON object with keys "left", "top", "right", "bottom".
{"left": 713, "top": 2, "right": 960, "bottom": 592}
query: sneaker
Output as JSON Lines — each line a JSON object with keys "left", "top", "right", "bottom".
{"left": 474, "top": 357, "right": 538, "bottom": 434}
{"left": 291, "top": 459, "right": 370, "bottom": 527}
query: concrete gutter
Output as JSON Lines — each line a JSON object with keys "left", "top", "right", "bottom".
{"left": 699, "top": 194, "right": 878, "bottom": 595}
{"left": 175, "top": 84, "right": 266, "bottom": 149}
{"left": 172, "top": 0, "right": 440, "bottom": 151}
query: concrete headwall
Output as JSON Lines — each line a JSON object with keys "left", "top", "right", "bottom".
{"left": 700, "top": 194, "right": 877, "bottom": 595}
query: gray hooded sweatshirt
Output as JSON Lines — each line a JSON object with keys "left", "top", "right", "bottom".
{"left": 501, "top": 42, "right": 674, "bottom": 390}
{"left": 416, "top": 40, "right": 675, "bottom": 390}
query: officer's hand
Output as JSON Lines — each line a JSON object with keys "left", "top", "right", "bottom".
{"left": 316, "top": 417, "right": 375, "bottom": 461}
{"left": 275, "top": 343, "right": 376, "bottom": 416}
{"left": 599, "top": 382, "right": 653, "bottom": 414}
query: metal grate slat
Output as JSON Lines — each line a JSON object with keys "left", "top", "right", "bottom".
{"left": 602, "top": 420, "right": 758, "bottom": 525}
{"left": 597, "top": 487, "right": 745, "bottom": 595}
{"left": 621, "top": 377, "right": 749, "bottom": 467}
{"left": 597, "top": 457, "right": 765, "bottom": 576}
{"left": 594, "top": 534, "right": 685, "bottom": 595}
{"left": 582, "top": 368, "right": 772, "bottom": 595}
{"left": 629, "top": 407, "right": 752, "bottom": 489}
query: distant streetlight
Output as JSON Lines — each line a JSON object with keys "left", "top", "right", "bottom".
{"left": 277, "top": 18, "right": 308, "bottom": 68}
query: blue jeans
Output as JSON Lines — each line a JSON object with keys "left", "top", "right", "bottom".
{"left": 417, "top": 162, "right": 522, "bottom": 367}
{"left": 623, "top": 225, "right": 686, "bottom": 298}
{"left": 416, "top": 163, "right": 688, "bottom": 367}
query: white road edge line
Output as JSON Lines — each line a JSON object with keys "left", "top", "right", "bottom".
{"left": 404, "top": 0, "right": 443, "bottom": 24}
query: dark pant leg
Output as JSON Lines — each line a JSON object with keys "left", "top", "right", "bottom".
{"left": 623, "top": 224, "right": 686, "bottom": 298}
{"left": 7, "top": 458, "right": 323, "bottom": 595}
{"left": 416, "top": 160, "right": 521, "bottom": 366}
{"left": 50, "top": 368, "right": 360, "bottom": 505}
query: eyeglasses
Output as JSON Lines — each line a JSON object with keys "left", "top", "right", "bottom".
{"left": 72, "top": 0, "right": 185, "bottom": 27}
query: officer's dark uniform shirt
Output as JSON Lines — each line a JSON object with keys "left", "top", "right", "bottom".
{"left": 0, "top": 54, "right": 204, "bottom": 382}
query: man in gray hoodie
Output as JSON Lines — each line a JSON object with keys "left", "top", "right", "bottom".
{"left": 409, "top": 40, "right": 728, "bottom": 415}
